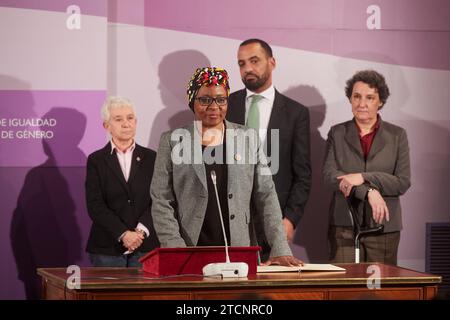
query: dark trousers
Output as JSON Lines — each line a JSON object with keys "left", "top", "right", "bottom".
{"left": 328, "top": 226, "right": 400, "bottom": 265}
{"left": 89, "top": 251, "right": 146, "bottom": 267}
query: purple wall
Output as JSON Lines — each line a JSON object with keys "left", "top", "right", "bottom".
{"left": 0, "top": 92, "right": 106, "bottom": 299}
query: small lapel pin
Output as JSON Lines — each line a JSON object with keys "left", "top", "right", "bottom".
{"left": 235, "top": 154, "right": 241, "bottom": 161}
{"left": 136, "top": 156, "right": 141, "bottom": 162}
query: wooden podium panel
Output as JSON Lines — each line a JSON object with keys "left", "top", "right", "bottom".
{"left": 37, "top": 263, "right": 441, "bottom": 300}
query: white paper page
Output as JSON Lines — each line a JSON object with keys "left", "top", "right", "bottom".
{"left": 257, "top": 264, "right": 346, "bottom": 273}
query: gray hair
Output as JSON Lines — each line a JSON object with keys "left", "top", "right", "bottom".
{"left": 101, "top": 96, "right": 135, "bottom": 122}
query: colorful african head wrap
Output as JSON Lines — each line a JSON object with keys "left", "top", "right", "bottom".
{"left": 187, "top": 67, "right": 230, "bottom": 110}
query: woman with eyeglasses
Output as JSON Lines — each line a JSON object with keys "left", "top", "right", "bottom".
{"left": 150, "top": 67, "right": 302, "bottom": 266}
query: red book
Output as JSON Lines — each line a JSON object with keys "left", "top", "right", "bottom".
{"left": 139, "top": 246, "right": 261, "bottom": 276}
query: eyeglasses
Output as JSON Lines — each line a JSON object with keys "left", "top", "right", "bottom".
{"left": 195, "top": 96, "right": 228, "bottom": 107}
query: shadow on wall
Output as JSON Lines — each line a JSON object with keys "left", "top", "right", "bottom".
{"left": 283, "top": 85, "right": 331, "bottom": 263}
{"left": 148, "top": 50, "right": 211, "bottom": 148}
{"left": 0, "top": 76, "right": 40, "bottom": 299}
{"left": 10, "top": 107, "right": 86, "bottom": 299}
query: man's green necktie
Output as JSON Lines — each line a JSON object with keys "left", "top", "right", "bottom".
{"left": 246, "top": 95, "right": 263, "bottom": 130}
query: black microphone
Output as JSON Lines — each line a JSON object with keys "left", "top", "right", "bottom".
{"left": 202, "top": 170, "right": 248, "bottom": 277}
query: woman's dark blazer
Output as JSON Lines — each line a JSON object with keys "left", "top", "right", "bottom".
{"left": 323, "top": 118, "right": 411, "bottom": 232}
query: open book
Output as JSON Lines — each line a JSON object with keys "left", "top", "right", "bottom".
{"left": 257, "top": 264, "right": 345, "bottom": 273}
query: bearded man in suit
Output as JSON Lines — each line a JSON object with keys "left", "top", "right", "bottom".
{"left": 227, "top": 39, "right": 312, "bottom": 261}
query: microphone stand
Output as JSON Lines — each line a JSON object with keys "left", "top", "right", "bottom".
{"left": 210, "top": 170, "right": 230, "bottom": 264}
{"left": 201, "top": 170, "right": 249, "bottom": 278}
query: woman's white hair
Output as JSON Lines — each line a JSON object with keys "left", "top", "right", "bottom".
{"left": 101, "top": 96, "right": 135, "bottom": 122}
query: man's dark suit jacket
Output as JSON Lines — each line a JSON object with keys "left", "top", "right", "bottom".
{"left": 227, "top": 89, "right": 311, "bottom": 227}
{"left": 85, "top": 143, "right": 159, "bottom": 256}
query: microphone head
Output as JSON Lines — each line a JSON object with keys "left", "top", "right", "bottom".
{"left": 210, "top": 170, "right": 217, "bottom": 184}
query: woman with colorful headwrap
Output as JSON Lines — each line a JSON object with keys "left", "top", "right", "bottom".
{"left": 150, "top": 67, "right": 302, "bottom": 266}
